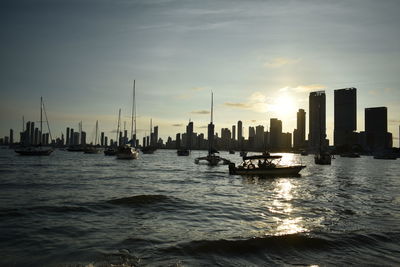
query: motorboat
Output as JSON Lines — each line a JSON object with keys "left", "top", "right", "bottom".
{"left": 104, "top": 147, "right": 117, "bottom": 156}
{"left": 315, "top": 152, "right": 331, "bottom": 165}
{"left": 116, "top": 145, "right": 139, "bottom": 160}
{"left": 229, "top": 154, "right": 305, "bottom": 176}
{"left": 177, "top": 149, "right": 190, "bottom": 156}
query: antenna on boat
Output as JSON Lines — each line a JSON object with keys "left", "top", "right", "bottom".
{"left": 40, "top": 96, "right": 43, "bottom": 145}
{"left": 211, "top": 91, "right": 214, "bottom": 124}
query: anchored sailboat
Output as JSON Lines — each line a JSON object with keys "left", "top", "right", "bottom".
{"left": 195, "top": 92, "right": 230, "bottom": 165}
{"left": 84, "top": 120, "right": 101, "bottom": 154}
{"left": 141, "top": 118, "right": 157, "bottom": 154}
{"left": 116, "top": 80, "right": 139, "bottom": 160}
{"left": 15, "top": 97, "right": 54, "bottom": 156}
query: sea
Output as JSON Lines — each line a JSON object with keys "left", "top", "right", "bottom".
{"left": 0, "top": 148, "right": 399, "bottom": 266}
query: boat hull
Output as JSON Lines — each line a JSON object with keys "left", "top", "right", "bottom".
{"left": 15, "top": 148, "right": 53, "bottom": 156}
{"left": 229, "top": 164, "right": 305, "bottom": 176}
{"left": 116, "top": 152, "right": 139, "bottom": 160}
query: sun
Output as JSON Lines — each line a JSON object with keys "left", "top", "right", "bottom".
{"left": 270, "top": 94, "right": 297, "bottom": 117}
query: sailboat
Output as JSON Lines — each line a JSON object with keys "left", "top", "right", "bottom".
{"left": 177, "top": 119, "right": 191, "bottom": 156}
{"left": 194, "top": 93, "right": 230, "bottom": 166}
{"left": 116, "top": 80, "right": 139, "bottom": 160}
{"left": 15, "top": 97, "right": 54, "bottom": 156}
{"left": 314, "top": 103, "right": 331, "bottom": 165}
{"left": 141, "top": 118, "right": 157, "bottom": 154}
{"left": 104, "top": 109, "right": 120, "bottom": 156}
{"left": 84, "top": 120, "right": 101, "bottom": 154}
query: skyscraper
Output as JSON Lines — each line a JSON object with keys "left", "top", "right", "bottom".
{"left": 186, "top": 121, "right": 193, "bottom": 149}
{"left": 237, "top": 120, "right": 243, "bottom": 148}
{"left": 232, "top": 125, "right": 236, "bottom": 141}
{"left": 66, "top": 127, "right": 70, "bottom": 146}
{"left": 270, "top": 118, "right": 282, "bottom": 150}
{"left": 9, "top": 129, "right": 13, "bottom": 144}
{"left": 293, "top": 109, "right": 306, "bottom": 149}
{"left": 309, "top": 91, "right": 327, "bottom": 151}
{"left": 365, "top": 107, "right": 390, "bottom": 151}
{"left": 334, "top": 88, "right": 357, "bottom": 148}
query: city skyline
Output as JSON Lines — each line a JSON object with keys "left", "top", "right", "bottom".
{"left": 1, "top": 0, "right": 400, "bottom": 146}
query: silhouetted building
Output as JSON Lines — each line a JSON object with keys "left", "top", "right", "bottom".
{"left": 186, "top": 122, "right": 193, "bottom": 149}
{"left": 364, "top": 107, "right": 391, "bottom": 151}
{"left": 255, "top": 125, "right": 264, "bottom": 150}
{"left": 176, "top": 133, "right": 181, "bottom": 149}
{"left": 334, "top": 88, "right": 357, "bottom": 148}
{"left": 104, "top": 136, "right": 108, "bottom": 147}
{"left": 72, "top": 132, "right": 80, "bottom": 145}
{"left": 232, "top": 125, "right": 236, "bottom": 141}
{"left": 293, "top": 109, "right": 306, "bottom": 149}
{"left": 30, "top": 122, "right": 34, "bottom": 145}
{"left": 9, "top": 129, "right": 13, "bottom": 144}
{"left": 70, "top": 129, "right": 74, "bottom": 145}
{"left": 309, "top": 91, "right": 327, "bottom": 152}
{"left": 282, "top": 132, "right": 292, "bottom": 149}
{"left": 101, "top": 132, "right": 105, "bottom": 146}
{"left": 81, "top": 131, "right": 86, "bottom": 145}
{"left": 237, "top": 120, "right": 243, "bottom": 149}
{"left": 270, "top": 118, "right": 282, "bottom": 150}
{"left": 66, "top": 127, "right": 70, "bottom": 146}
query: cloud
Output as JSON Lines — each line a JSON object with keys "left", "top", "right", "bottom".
{"left": 279, "top": 84, "right": 325, "bottom": 93}
{"left": 172, "top": 123, "right": 183, "bottom": 127}
{"left": 197, "top": 125, "right": 209, "bottom": 129}
{"left": 264, "top": 57, "right": 301, "bottom": 68}
{"left": 190, "top": 110, "right": 210, "bottom": 115}
{"left": 224, "top": 92, "right": 273, "bottom": 113}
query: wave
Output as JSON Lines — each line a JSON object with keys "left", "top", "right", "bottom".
{"left": 163, "top": 231, "right": 400, "bottom": 256}
{"left": 107, "top": 194, "right": 183, "bottom": 206}
{"left": 0, "top": 205, "right": 92, "bottom": 218}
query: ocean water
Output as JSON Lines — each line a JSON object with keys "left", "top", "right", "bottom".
{"left": 0, "top": 148, "right": 399, "bottom": 266}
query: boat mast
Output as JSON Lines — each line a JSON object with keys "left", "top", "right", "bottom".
{"left": 211, "top": 92, "right": 213, "bottom": 124}
{"left": 40, "top": 97, "right": 43, "bottom": 145}
{"left": 131, "top": 80, "right": 135, "bottom": 146}
{"left": 95, "top": 120, "right": 98, "bottom": 146}
{"left": 116, "top": 108, "right": 121, "bottom": 146}
{"left": 150, "top": 118, "right": 152, "bottom": 146}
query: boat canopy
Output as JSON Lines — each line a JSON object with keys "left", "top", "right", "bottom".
{"left": 243, "top": 155, "right": 282, "bottom": 160}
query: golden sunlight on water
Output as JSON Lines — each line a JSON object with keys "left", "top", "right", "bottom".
{"left": 268, "top": 179, "right": 308, "bottom": 235}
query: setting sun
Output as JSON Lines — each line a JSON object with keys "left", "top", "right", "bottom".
{"left": 270, "top": 94, "right": 297, "bottom": 117}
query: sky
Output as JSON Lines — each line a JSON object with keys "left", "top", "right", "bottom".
{"left": 1, "top": 0, "right": 399, "bottom": 146}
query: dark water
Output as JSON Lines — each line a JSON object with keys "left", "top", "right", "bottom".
{"left": 1, "top": 149, "right": 399, "bottom": 266}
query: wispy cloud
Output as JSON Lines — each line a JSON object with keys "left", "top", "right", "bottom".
{"left": 197, "top": 125, "right": 208, "bottom": 129}
{"left": 264, "top": 57, "right": 301, "bottom": 68}
{"left": 279, "top": 84, "right": 325, "bottom": 93}
{"left": 172, "top": 123, "right": 183, "bottom": 127}
{"left": 190, "top": 110, "right": 210, "bottom": 115}
{"left": 224, "top": 92, "right": 273, "bottom": 113}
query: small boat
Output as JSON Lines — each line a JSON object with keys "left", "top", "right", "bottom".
{"left": 104, "top": 147, "right": 117, "bottom": 156}
{"left": 315, "top": 152, "right": 331, "bottom": 165}
{"left": 116, "top": 145, "right": 139, "bottom": 159}
{"left": 177, "top": 149, "right": 190, "bottom": 156}
{"left": 300, "top": 150, "right": 308, "bottom": 156}
{"left": 229, "top": 150, "right": 235, "bottom": 154}
{"left": 229, "top": 154, "right": 306, "bottom": 176}
{"left": 239, "top": 151, "right": 247, "bottom": 157}
{"left": 141, "top": 146, "right": 156, "bottom": 154}
{"left": 84, "top": 120, "right": 101, "bottom": 154}
{"left": 373, "top": 152, "right": 397, "bottom": 160}
{"left": 340, "top": 152, "right": 360, "bottom": 158}
{"left": 194, "top": 93, "right": 230, "bottom": 166}
{"left": 15, "top": 97, "right": 54, "bottom": 156}
{"left": 15, "top": 145, "right": 53, "bottom": 156}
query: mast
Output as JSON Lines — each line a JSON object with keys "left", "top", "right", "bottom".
{"left": 95, "top": 120, "right": 98, "bottom": 146}
{"left": 150, "top": 118, "right": 152, "bottom": 146}
{"left": 116, "top": 108, "right": 121, "bottom": 146}
{"left": 211, "top": 92, "right": 214, "bottom": 124}
{"left": 131, "top": 80, "right": 135, "bottom": 145}
{"left": 40, "top": 97, "right": 42, "bottom": 145}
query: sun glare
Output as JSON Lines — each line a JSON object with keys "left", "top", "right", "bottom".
{"left": 270, "top": 94, "right": 296, "bottom": 117}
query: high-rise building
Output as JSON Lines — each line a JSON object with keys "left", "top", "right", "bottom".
{"left": 81, "top": 131, "right": 86, "bottom": 145}
{"left": 237, "top": 120, "right": 243, "bottom": 148}
{"left": 309, "top": 91, "right": 327, "bottom": 151}
{"left": 100, "top": 132, "right": 105, "bottom": 146}
{"left": 334, "top": 88, "right": 357, "bottom": 147}
{"left": 176, "top": 133, "right": 181, "bottom": 149}
{"left": 293, "top": 109, "right": 306, "bottom": 149}
{"left": 9, "top": 129, "right": 13, "bottom": 144}
{"left": 30, "top": 122, "right": 34, "bottom": 145}
{"left": 208, "top": 122, "right": 215, "bottom": 150}
{"left": 66, "top": 127, "right": 70, "bottom": 146}
{"left": 232, "top": 125, "right": 236, "bottom": 141}
{"left": 70, "top": 129, "right": 74, "bottom": 145}
{"left": 270, "top": 118, "right": 282, "bottom": 150}
{"left": 365, "top": 107, "right": 390, "bottom": 151}
{"left": 186, "top": 122, "right": 193, "bottom": 149}
{"left": 153, "top": 126, "right": 159, "bottom": 147}
{"left": 255, "top": 125, "right": 264, "bottom": 149}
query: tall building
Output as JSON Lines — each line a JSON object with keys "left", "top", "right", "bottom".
{"left": 237, "top": 120, "right": 243, "bottom": 148}
{"left": 334, "top": 88, "right": 357, "bottom": 147}
{"left": 100, "top": 132, "right": 105, "bottom": 146}
{"left": 270, "top": 118, "right": 282, "bottom": 150}
{"left": 176, "top": 133, "right": 181, "bottom": 149}
{"left": 309, "top": 91, "right": 327, "bottom": 151}
{"left": 232, "top": 125, "right": 236, "bottom": 141}
{"left": 208, "top": 122, "right": 215, "bottom": 150}
{"left": 9, "top": 129, "right": 13, "bottom": 144}
{"left": 186, "top": 121, "right": 193, "bottom": 149}
{"left": 293, "top": 109, "right": 306, "bottom": 149}
{"left": 66, "top": 127, "right": 70, "bottom": 146}
{"left": 255, "top": 125, "right": 264, "bottom": 150}
{"left": 365, "top": 107, "right": 390, "bottom": 151}
{"left": 154, "top": 126, "right": 159, "bottom": 147}
{"left": 30, "top": 122, "right": 34, "bottom": 145}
